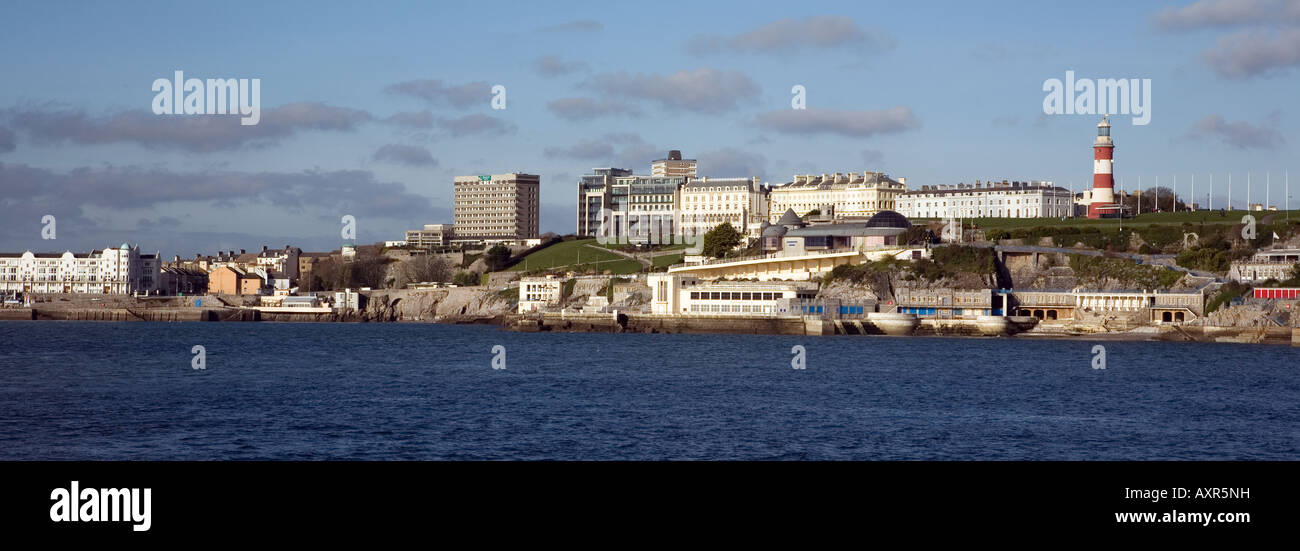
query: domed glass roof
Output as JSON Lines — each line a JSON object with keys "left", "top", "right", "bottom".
{"left": 865, "top": 210, "right": 910, "bottom": 229}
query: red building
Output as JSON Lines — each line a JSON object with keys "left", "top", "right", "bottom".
{"left": 1253, "top": 288, "right": 1300, "bottom": 300}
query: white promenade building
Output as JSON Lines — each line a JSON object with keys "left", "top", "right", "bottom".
{"left": 768, "top": 172, "right": 907, "bottom": 222}
{"left": 518, "top": 275, "right": 563, "bottom": 313}
{"left": 1228, "top": 248, "right": 1300, "bottom": 283}
{"left": 679, "top": 177, "right": 770, "bottom": 239}
{"left": 648, "top": 273, "right": 817, "bottom": 316}
{"left": 896, "top": 180, "right": 1073, "bottom": 219}
{"left": 0, "top": 244, "right": 160, "bottom": 295}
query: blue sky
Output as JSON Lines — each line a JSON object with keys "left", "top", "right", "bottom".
{"left": 2, "top": 0, "right": 1297, "bottom": 257}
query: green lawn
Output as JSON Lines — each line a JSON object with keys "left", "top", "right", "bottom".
{"left": 652, "top": 253, "right": 684, "bottom": 268}
{"left": 587, "top": 240, "right": 692, "bottom": 251}
{"left": 509, "top": 239, "right": 643, "bottom": 274}
{"left": 917, "top": 210, "right": 1300, "bottom": 231}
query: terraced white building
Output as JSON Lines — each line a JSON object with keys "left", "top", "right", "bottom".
{"left": 0, "top": 244, "right": 160, "bottom": 295}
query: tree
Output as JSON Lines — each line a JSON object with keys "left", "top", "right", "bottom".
{"left": 485, "top": 244, "right": 512, "bottom": 272}
{"left": 400, "top": 255, "right": 453, "bottom": 286}
{"left": 702, "top": 222, "right": 744, "bottom": 258}
{"left": 453, "top": 271, "right": 481, "bottom": 286}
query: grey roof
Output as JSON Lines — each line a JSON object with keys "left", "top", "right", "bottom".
{"left": 785, "top": 224, "right": 907, "bottom": 237}
{"left": 902, "top": 184, "right": 1069, "bottom": 196}
{"left": 777, "top": 209, "right": 804, "bottom": 226}
{"left": 762, "top": 225, "right": 788, "bottom": 237}
{"left": 683, "top": 177, "right": 754, "bottom": 190}
{"left": 779, "top": 172, "right": 901, "bottom": 190}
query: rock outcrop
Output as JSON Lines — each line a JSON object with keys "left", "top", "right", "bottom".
{"left": 360, "top": 288, "right": 511, "bottom": 322}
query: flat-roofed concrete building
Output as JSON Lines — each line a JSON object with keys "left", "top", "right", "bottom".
{"left": 453, "top": 173, "right": 540, "bottom": 242}
{"left": 648, "top": 273, "right": 817, "bottom": 316}
{"left": 576, "top": 168, "right": 634, "bottom": 237}
{"left": 609, "top": 174, "right": 684, "bottom": 246}
{"left": 1228, "top": 248, "right": 1300, "bottom": 282}
{"left": 518, "top": 275, "right": 564, "bottom": 313}
{"left": 651, "top": 150, "right": 696, "bottom": 179}
{"left": 405, "top": 224, "right": 454, "bottom": 249}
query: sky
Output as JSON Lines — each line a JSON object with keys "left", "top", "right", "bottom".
{"left": 1, "top": 0, "right": 1298, "bottom": 258}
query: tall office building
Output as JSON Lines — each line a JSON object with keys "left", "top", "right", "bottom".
{"left": 651, "top": 150, "right": 697, "bottom": 179}
{"left": 453, "top": 173, "right": 540, "bottom": 241}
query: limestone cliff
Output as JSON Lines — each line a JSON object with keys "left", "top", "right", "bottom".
{"left": 360, "top": 288, "right": 511, "bottom": 322}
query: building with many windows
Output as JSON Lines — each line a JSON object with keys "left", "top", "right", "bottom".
{"left": 518, "top": 275, "right": 564, "bottom": 313}
{"left": 679, "top": 177, "right": 770, "bottom": 239}
{"left": 651, "top": 150, "right": 696, "bottom": 179}
{"left": 896, "top": 180, "right": 1073, "bottom": 219}
{"left": 405, "top": 224, "right": 454, "bottom": 249}
{"left": 575, "top": 168, "right": 634, "bottom": 237}
{"left": 1228, "top": 248, "right": 1300, "bottom": 283}
{"left": 768, "top": 172, "right": 907, "bottom": 222}
{"left": 648, "top": 273, "right": 817, "bottom": 316}
{"left": 0, "top": 244, "right": 159, "bottom": 295}
{"left": 453, "top": 173, "right": 540, "bottom": 242}
{"left": 607, "top": 174, "right": 685, "bottom": 245}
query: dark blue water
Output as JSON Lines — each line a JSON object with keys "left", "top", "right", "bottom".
{"left": 0, "top": 321, "right": 1296, "bottom": 460}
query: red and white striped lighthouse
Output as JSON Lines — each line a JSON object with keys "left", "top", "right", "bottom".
{"left": 1087, "top": 115, "right": 1115, "bottom": 219}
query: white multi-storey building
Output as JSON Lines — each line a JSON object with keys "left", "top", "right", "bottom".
{"left": 768, "top": 172, "right": 907, "bottom": 222}
{"left": 679, "top": 177, "right": 769, "bottom": 239}
{"left": 0, "top": 244, "right": 160, "bottom": 295}
{"left": 648, "top": 273, "right": 818, "bottom": 316}
{"left": 896, "top": 180, "right": 1073, "bottom": 219}
{"left": 518, "top": 275, "right": 563, "bottom": 313}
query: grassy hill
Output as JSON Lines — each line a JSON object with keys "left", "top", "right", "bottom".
{"left": 508, "top": 239, "right": 642, "bottom": 274}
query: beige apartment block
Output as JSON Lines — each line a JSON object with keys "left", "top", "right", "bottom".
{"left": 453, "top": 173, "right": 540, "bottom": 241}
{"left": 768, "top": 172, "right": 908, "bottom": 221}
